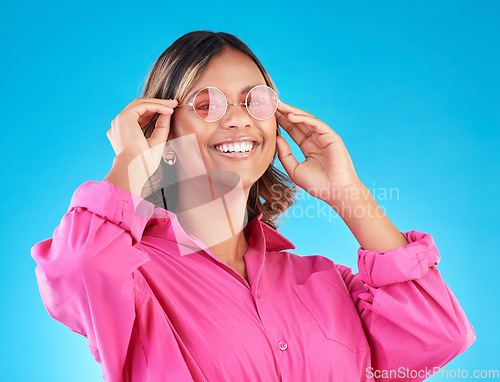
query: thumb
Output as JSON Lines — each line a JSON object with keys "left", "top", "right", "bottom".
{"left": 149, "top": 113, "right": 172, "bottom": 144}
{"left": 276, "top": 136, "right": 299, "bottom": 180}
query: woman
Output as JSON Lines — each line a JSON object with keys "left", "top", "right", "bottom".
{"left": 31, "top": 31, "right": 475, "bottom": 381}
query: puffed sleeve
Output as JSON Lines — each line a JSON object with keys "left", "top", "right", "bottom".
{"left": 336, "top": 230, "right": 476, "bottom": 382}
{"left": 30, "top": 180, "right": 154, "bottom": 382}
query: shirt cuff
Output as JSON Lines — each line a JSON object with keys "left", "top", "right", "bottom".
{"left": 68, "top": 180, "right": 155, "bottom": 245}
{"left": 357, "top": 230, "right": 440, "bottom": 287}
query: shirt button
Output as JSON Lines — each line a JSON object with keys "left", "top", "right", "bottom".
{"left": 278, "top": 341, "right": 288, "bottom": 351}
{"left": 256, "top": 293, "right": 261, "bottom": 299}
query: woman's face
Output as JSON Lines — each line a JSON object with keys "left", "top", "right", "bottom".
{"left": 169, "top": 47, "right": 277, "bottom": 191}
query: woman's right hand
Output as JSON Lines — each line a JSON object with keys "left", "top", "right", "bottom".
{"left": 107, "top": 97, "right": 178, "bottom": 164}
{"left": 104, "top": 98, "right": 178, "bottom": 195}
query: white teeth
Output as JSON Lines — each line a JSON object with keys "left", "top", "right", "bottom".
{"left": 214, "top": 141, "right": 255, "bottom": 153}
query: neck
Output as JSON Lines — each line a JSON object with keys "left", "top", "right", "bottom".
{"left": 173, "top": 170, "right": 252, "bottom": 265}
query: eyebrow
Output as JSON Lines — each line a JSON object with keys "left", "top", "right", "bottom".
{"left": 185, "top": 85, "right": 260, "bottom": 103}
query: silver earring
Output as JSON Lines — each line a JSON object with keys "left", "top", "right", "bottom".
{"left": 163, "top": 150, "right": 177, "bottom": 165}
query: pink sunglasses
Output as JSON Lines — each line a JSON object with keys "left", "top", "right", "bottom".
{"left": 176, "top": 85, "right": 279, "bottom": 122}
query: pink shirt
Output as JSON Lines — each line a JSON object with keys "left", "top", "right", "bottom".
{"left": 31, "top": 180, "right": 476, "bottom": 382}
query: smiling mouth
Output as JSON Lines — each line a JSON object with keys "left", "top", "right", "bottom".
{"left": 211, "top": 140, "right": 258, "bottom": 153}
{"left": 210, "top": 141, "right": 260, "bottom": 158}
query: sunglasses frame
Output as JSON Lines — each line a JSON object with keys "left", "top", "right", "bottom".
{"left": 176, "top": 84, "right": 279, "bottom": 122}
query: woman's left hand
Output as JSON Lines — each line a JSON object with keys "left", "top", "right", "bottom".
{"left": 275, "top": 101, "right": 362, "bottom": 206}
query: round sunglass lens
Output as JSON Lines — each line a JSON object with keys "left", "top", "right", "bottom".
{"left": 247, "top": 86, "right": 278, "bottom": 120}
{"left": 193, "top": 88, "right": 226, "bottom": 122}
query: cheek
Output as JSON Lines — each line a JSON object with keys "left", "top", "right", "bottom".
{"left": 169, "top": 114, "right": 206, "bottom": 142}
{"left": 263, "top": 121, "right": 278, "bottom": 149}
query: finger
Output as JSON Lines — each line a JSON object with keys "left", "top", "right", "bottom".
{"left": 149, "top": 112, "right": 173, "bottom": 142}
{"left": 277, "top": 100, "right": 314, "bottom": 117}
{"left": 276, "top": 111, "right": 306, "bottom": 145}
{"left": 276, "top": 102, "right": 327, "bottom": 139}
{"left": 127, "top": 103, "right": 174, "bottom": 121}
{"left": 286, "top": 112, "right": 341, "bottom": 139}
{"left": 129, "top": 98, "right": 179, "bottom": 107}
{"left": 145, "top": 98, "right": 178, "bottom": 104}
{"left": 124, "top": 99, "right": 178, "bottom": 119}
{"left": 276, "top": 135, "right": 299, "bottom": 180}
{"left": 276, "top": 109, "right": 319, "bottom": 141}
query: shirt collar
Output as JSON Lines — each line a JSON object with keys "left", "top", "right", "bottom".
{"left": 244, "top": 213, "right": 296, "bottom": 252}
{"left": 144, "top": 210, "right": 295, "bottom": 253}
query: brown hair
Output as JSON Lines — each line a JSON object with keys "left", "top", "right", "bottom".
{"left": 140, "top": 31, "right": 297, "bottom": 229}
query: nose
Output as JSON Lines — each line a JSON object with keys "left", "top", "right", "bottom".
{"left": 221, "top": 102, "right": 252, "bottom": 129}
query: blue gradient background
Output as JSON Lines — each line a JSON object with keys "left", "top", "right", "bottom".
{"left": 2, "top": 1, "right": 498, "bottom": 381}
